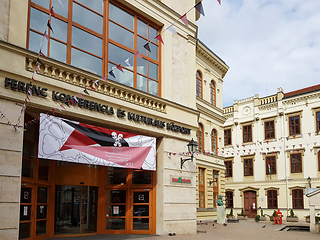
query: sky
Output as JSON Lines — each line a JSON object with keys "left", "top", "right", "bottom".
{"left": 196, "top": 0, "right": 320, "bottom": 107}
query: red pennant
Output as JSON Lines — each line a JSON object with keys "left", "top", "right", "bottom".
{"left": 90, "top": 84, "right": 95, "bottom": 90}
{"left": 44, "top": 31, "right": 49, "bottom": 41}
{"left": 70, "top": 99, "right": 75, "bottom": 105}
{"left": 293, "top": 135, "right": 296, "bottom": 139}
{"left": 155, "top": 34, "right": 164, "bottom": 44}
{"left": 116, "top": 64, "right": 124, "bottom": 73}
{"left": 50, "top": 7, "right": 55, "bottom": 18}
{"left": 52, "top": 109, "right": 55, "bottom": 115}
{"left": 180, "top": 14, "right": 188, "bottom": 27}
{"left": 78, "top": 92, "right": 83, "bottom": 98}
{"left": 27, "top": 95, "right": 30, "bottom": 101}
{"left": 217, "top": 0, "right": 221, "bottom": 5}
{"left": 32, "top": 77, "right": 36, "bottom": 83}
{"left": 60, "top": 104, "right": 66, "bottom": 110}
{"left": 134, "top": 51, "right": 142, "bottom": 59}
{"left": 40, "top": 50, "right": 47, "bottom": 58}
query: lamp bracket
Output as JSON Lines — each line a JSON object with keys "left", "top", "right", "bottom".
{"left": 181, "top": 155, "right": 193, "bottom": 169}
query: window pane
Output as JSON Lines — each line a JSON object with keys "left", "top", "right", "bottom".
{"left": 29, "top": 31, "right": 48, "bottom": 54}
{"left": 72, "top": 27, "right": 102, "bottom": 57}
{"left": 149, "top": 43, "right": 158, "bottom": 61}
{"left": 106, "top": 218, "right": 125, "bottom": 230}
{"left": 50, "top": 40, "right": 66, "bottom": 63}
{"left": 137, "top": 75, "right": 147, "bottom": 92}
{"left": 149, "top": 25, "right": 158, "bottom": 43}
{"left": 37, "top": 205, "right": 47, "bottom": 219}
{"left": 107, "top": 170, "right": 127, "bottom": 185}
{"left": 106, "top": 190, "right": 126, "bottom": 203}
{"left": 149, "top": 79, "right": 158, "bottom": 96}
{"left": 149, "top": 62, "right": 158, "bottom": 80}
{"left": 132, "top": 171, "right": 152, "bottom": 184}
{"left": 38, "top": 164, "right": 49, "bottom": 181}
{"left": 108, "top": 63, "right": 133, "bottom": 87}
{"left": 109, "top": 21, "right": 134, "bottom": 49}
{"left": 76, "top": 0, "right": 103, "bottom": 14}
{"left": 30, "top": 8, "right": 49, "bottom": 33}
{"left": 73, "top": 2, "right": 103, "bottom": 34}
{"left": 71, "top": 48, "right": 102, "bottom": 75}
{"left": 37, "top": 187, "right": 48, "bottom": 203}
{"left": 36, "top": 220, "right": 47, "bottom": 235}
{"left": 22, "top": 159, "right": 34, "bottom": 178}
{"left": 19, "top": 222, "right": 31, "bottom": 239}
{"left": 109, "top": 3, "right": 133, "bottom": 31}
{"left": 137, "top": 19, "right": 148, "bottom": 38}
{"left": 137, "top": 57, "right": 147, "bottom": 75}
{"left": 108, "top": 43, "right": 133, "bottom": 65}
{"left": 51, "top": 18, "right": 67, "bottom": 42}
{"left": 137, "top": 36, "right": 148, "bottom": 56}
{"left": 31, "top": 0, "right": 49, "bottom": 9}
{"left": 54, "top": 0, "right": 68, "bottom": 18}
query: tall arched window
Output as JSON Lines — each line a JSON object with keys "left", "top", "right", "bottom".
{"left": 196, "top": 70, "right": 202, "bottom": 98}
{"left": 210, "top": 80, "right": 216, "bottom": 106}
{"left": 197, "top": 123, "right": 204, "bottom": 152}
{"left": 211, "top": 129, "right": 218, "bottom": 153}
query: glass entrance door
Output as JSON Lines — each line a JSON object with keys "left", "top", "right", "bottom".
{"left": 130, "top": 189, "right": 151, "bottom": 233}
{"left": 54, "top": 186, "right": 98, "bottom": 236}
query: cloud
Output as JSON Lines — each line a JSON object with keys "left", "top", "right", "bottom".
{"left": 197, "top": 0, "right": 320, "bottom": 107}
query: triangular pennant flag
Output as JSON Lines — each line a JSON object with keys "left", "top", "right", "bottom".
{"left": 101, "top": 75, "right": 107, "bottom": 81}
{"left": 195, "top": 1, "right": 205, "bottom": 17}
{"left": 293, "top": 145, "right": 295, "bottom": 148}
{"left": 47, "top": 20, "right": 54, "bottom": 33}
{"left": 167, "top": 24, "right": 177, "bottom": 35}
{"left": 94, "top": 79, "right": 99, "bottom": 86}
{"left": 52, "top": 109, "right": 55, "bottom": 115}
{"left": 60, "top": 104, "right": 66, "bottom": 110}
{"left": 32, "top": 77, "right": 36, "bottom": 83}
{"left": 143, "top": 42, "right": 151, "bottom": 52}
{"left": 217, "top": 0, "right": 221, "bottom": 5}
{"left": 78, "top": 92, "right": 83, "bottom": 98}
{"left": 155, "top": 34, "right": 164, "bottom": 44}
{"left": 35, "top": 65, "right": 40, "bottom": 72}
{"left": 69, "top": 99, "right": 75, "bottom": 105}
{"left": 180, "top": 14, "right": 188, "bottom": 27}
{"left": 286, "top": 137, "right": 289, "bottom": 141}
{"left": 33, "top": 70, "right": 38, "bottom": 75}
{"left": 73, "top": 96, "right": 78, "bottom": 103}
{"left": 44, "top": 31, "right": 49, "bottom": 41}
{"left": 124, "top": 58, "right": 132, "bottom": 67}
{"left": 37, "top": 57, "right": 44, "bottom": 66}
{"left": 299, "top": 144, "right": 302, "bottom": 148}
{"left": 65, "top": 102, "right": 70, "bottom": 108}
{"left": 89, "top": 84, "right": 95, "bottom": 90}
{"left": 308, "top": 133, "right": 311, "bottom": 137}
{"left": 50, "top": 7, "right": 55, "bottom": 18}
{"left": 57, "top": 107, "right": 62, "bottom": 112}
{"left": 134, "top": 51, "right": 143, "bottom": 58}
{"left": 57, "top": 0, "right": 64, "bottom": 8}
{"left": 109, "top": 70, "right": 116, "bottom": 78}
{"left": 293, "top": 135, "right": 296, "bottom": 139}
{"left": 84, "top": 89, "right": 89, "bottom": 95}
{"left": 116, "top": 64, "right": 124, "bottom": 73}
{"left": 40, "top": 50, "right": 47, "bottom": 58}
{"left": 27, "top": 95, "right": 30, "bottom": 101}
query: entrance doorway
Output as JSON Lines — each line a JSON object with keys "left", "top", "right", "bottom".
{"left": 244, "top": 191, "right": 257, "bottom": 218}
{"left": 54, "top": 186, "right": 98, "bottom": 236}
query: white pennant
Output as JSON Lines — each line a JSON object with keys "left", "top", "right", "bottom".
{"left": 167, "top": 25, "right": 177, "bottom": 35}
{"left": 125, "top": 58, "right": 132, "bottom": 68}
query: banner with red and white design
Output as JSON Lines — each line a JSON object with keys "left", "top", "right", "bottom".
{"left": 38, "top": 114, "right": 156, "bottom": 170}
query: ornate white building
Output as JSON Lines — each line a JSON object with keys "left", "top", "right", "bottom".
{"left": 223, "top": 85, "right": 320, "bottom": 219}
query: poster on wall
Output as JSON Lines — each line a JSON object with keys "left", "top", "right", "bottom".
{"left": 38, "top": 113, "right": 156, "bottom": 170}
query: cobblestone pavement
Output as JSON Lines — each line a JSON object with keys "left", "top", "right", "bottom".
{"left": 49, "top": 221, "right": 320, "bottom": 240}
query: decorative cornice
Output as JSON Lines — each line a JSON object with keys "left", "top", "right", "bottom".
{"left": 196, "top": 99, "right": 226, "bottom": 124}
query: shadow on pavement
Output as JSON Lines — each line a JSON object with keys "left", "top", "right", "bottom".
{"left": 48, "top": 234, "right": 158, "bottom": 240}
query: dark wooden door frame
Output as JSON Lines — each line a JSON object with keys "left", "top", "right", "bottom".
{"left": 244, "top": 191, "right": 257, "bottom": 218}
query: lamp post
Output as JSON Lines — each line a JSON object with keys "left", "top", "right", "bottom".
{"left": 307, "top": 176, "right": 311, "bottom": 188}
{"left": 180, "top": 139, "right": 198, "bottom": 169}
{"left": 210, "top": 171, "right": 219, "bottom": 185}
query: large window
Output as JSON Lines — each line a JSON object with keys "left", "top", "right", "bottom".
{"left": 211, "top": 129, "right": 218, "bottom": 153}
{"left": 224, "top": 128, "right": 231, "bottom": 146}
{"left": 244, "top": 158, "right": 253, "bottom": 176}
{"left": 243, "top": 125, "right": 252, "bottom": 143}
{"left": 198, "top": 168, "right": 205, "bottom": 208}
{"left": 210, "top": 80, "right": 215, "bottom": 106}
{"left": 266, "top": 156, "right": 276, "bottom": 175}
{"left": 265, "top": 120, "right": 275, "bottom": 139}
{"left": 289, "top": 116, "right": 300, "bottom": 136}
{"left": 290, "top": 153, "right": 302, "bottom": 173}
{"left": 197, "top": 123, "right": 204, "bottom": 152}
{"left": 28, "top": 0, "right": 160, "bottom": 95}
{"left": 196, "top": 71, "right": 202, "bottom": 98}
{"left": 225, "top": 161, "right": 232, "bottom": 177}
{"left": 292, "top": 189, "right": 304, "bottom": 209}
{"left": 267, "top": 190, "right": 277, "bottom": 209}
{"left": 226, "top": 191, "right": 233, "bottom": 208}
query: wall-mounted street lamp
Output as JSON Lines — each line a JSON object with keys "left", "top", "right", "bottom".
{"left": 307, "top": 176, "right": 311, "bottom": 188}
{"left": 209, "top": 172, "right": 219, "bottom": 185}
{"left": 180, "top": 139, "right": 198, "bottom": 169}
